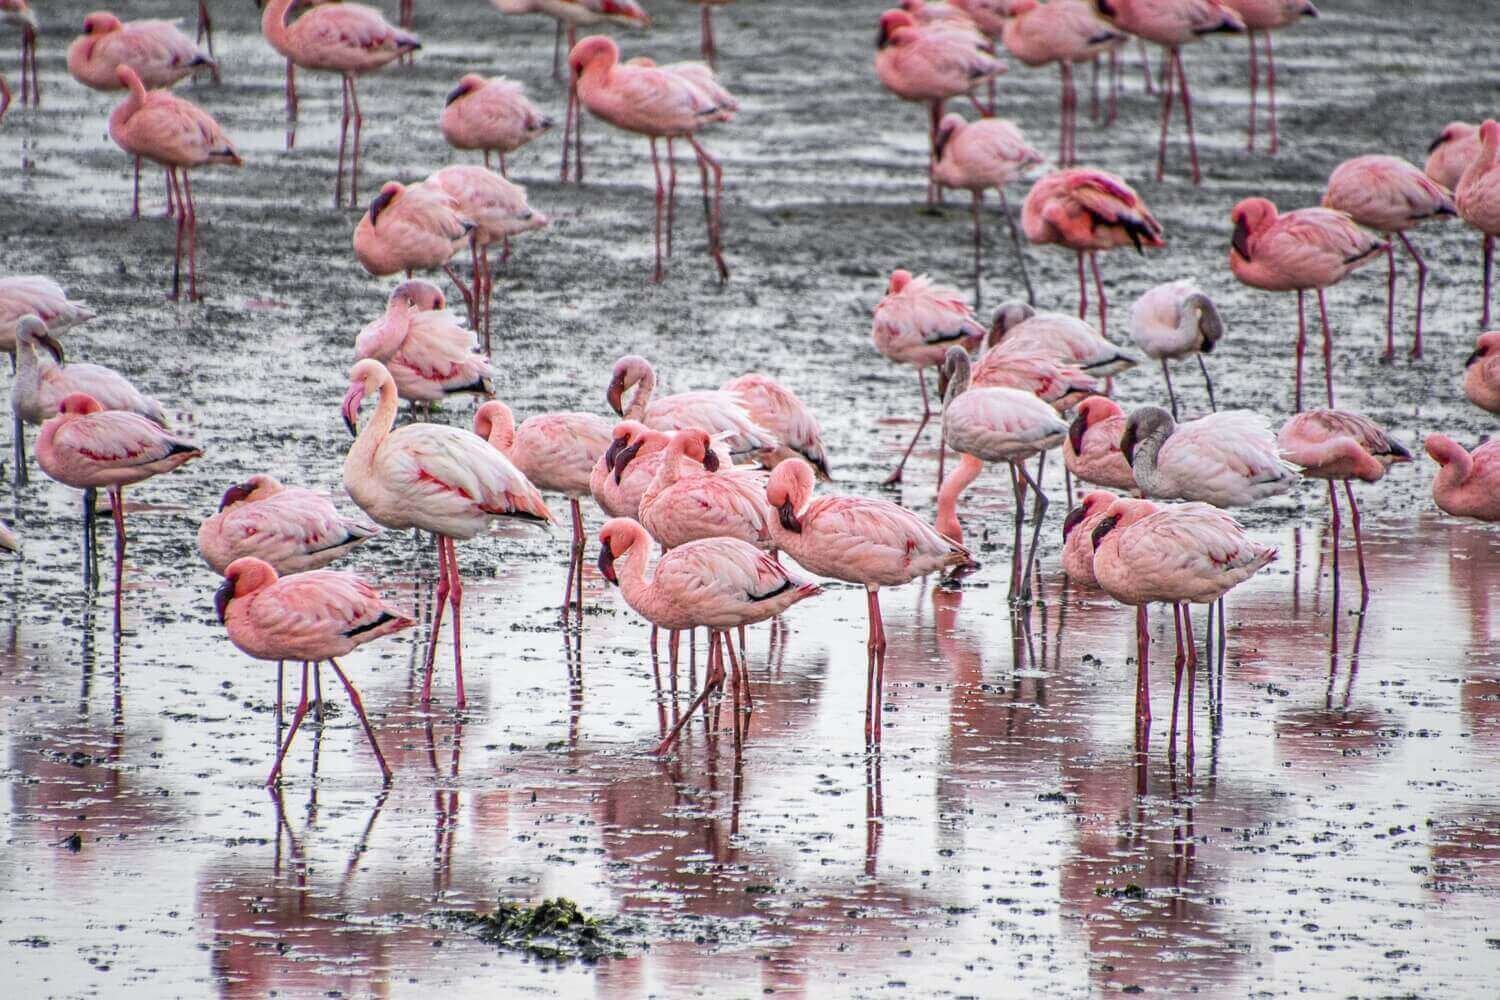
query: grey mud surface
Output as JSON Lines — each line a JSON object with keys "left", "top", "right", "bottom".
{"left": 2, "top": 0, "right": 1500, "bottom": 996}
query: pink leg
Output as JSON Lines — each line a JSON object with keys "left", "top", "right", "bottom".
{"left": 1246, "top": 31, "right": 1258, "bottom": 152}
{"left": 168, "top": 168, "right": 187, "bottom": 300}
{"left": 1327, "top": 479, "right": 1342, "bottom": 608}
{"left": 1382, "top": 244, "right": 1397, "bottom": 362}
{"left": 1076, "top": 251, "right": 1088, "bottom": 320}
{"left": 421, "top": 536, "right": 451, "bottom": 703}
{"left": 184, "top": 171, "right": 199, "bottom": 301}
{"left": 1173, "top": 49, "right": 1201, "bottom": 186}
{"left": 1483, "top": 235, "right": 1494, "bottom": 329}
{"left": 572, "top": 27, "right": 584, "bottom": 184}
{"left": 335, "top": 76, "right": 350, "bottom": 209}
{"left": 447, "top": 537, "right": 467, "bottom": 709}
{"left": 883, "top": 367, "right": 932, "bottom": 486}
{"left": 1155, "top": 48, "right": 1175, "bottom": 183}
{"left": 1135, "top": 605, "right": 1152, "bottom": 737}
{"left": 552, "top": 20, "right": 563, "bottom": 82}
{"left": 654, "top": 629, "right": 726, "bottom": 754}
{"left": 650, "top": 137, "right": 666, "bottom": 283}
{"left": 111, "top": 487, "right": 126, "bottom": 634}
{"left": 1090, "top": 251, "right": 1108, "bottom": 339}
{"left": 1344, "top": 481, "right": 1370, "bottom": 611}
{"left": 1182, "top": 610, "right": 1198, "bottom": 761}
{"left": 348, "top": 76, "right": 364, "bottom": 207}
{"left": 561, "top": 77, "right": 575, "bottom": 182}
{"left": 666, "top": 137, "right": 677, "bottom": 258}
{"left": 865, "top": 589, "right": 887, "bottom": 744}
{"left": 286, "top": 61, "right": 298, "bottom": 148}
{"left": 328, "top": 657, "right": 393, "bottom": 782}
{"left": 1316, "top": 288, "right": 1336, "bottom": 408}
{"left": 1058, "top": 63, "right": 1073, "bottom": 167}
{"left": 1139, "top": 39, "right": 1154, "bottom": 95}
{"left": 686, "top": 134, "right": 728, "bottom": 282}
{"left": 701, "top": 5, "right": 715, "bottom": 65}
{"left": 267, "top": 662, "right": 311, "bottom": 786}
{"left": 1294, "top": 289, "right": 1307, "bottom": 413}
{"left": 443, "top": 264, "right": 478, "bottom": 330}
{"left": 164, "top": 168, "right": 176, "bottom": 219}
{"left": 131, "top": 156, "right": 142, "bottom": 219}
{"left": 1398, "top": 231, "right": 1428, "bottom": 358}
{"left": 971, "top": 190, "right": 984, "bottom": 310}
{"left": 1168, "top": 603, "right": 1185, "bottom": 759}
{"left": 563, "top": 498, "right": 584, "bottom": 620}
{"left": 1265, "top": 31, "right": 1279, "bottom": 154}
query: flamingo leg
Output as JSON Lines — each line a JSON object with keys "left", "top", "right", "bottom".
{"left": 1293, "top": 289, "right": 1307, "bottom": 412}
{"left": 1381, "top": 243, "right": 1397, "bottom": 363}
{"left": 1168, "top": 602, "right": 1185, "bottom": 760}
{"left": 1058, "top": 62, "right": 1074, "bottom": 167}
{"left": 883, "top": 367, "right": 932, "bottom": 486}
{"left": 1327, "top": 480, "right": 1342, "bottom": 609}
{"left": 650, "top": 137, "right": 666, "bottom": 283}
{"left": 1135, "top": 605, "right": 1151, "bottom": 739}
{"left": 266, "top": 662, "right": 310, "bottom": 786}
{"left": 1089, "top": 251, "right": 1108, "bottom": 338}
{"left": 552, "top": 20, "right": 563, "bottom": 82}
{"left": 183, "top": 170, "right": 199, "bottom": 301}
{"left": 561, "top": 498, "right": 582, "bottom": 621}
{"left": 701, "top": 5, "right": 715, "bottom": 65}
{"left": 1089, "top": 53, "right": 1100, "bottom": 123}
{"left": 1173, "top": 48, "right": 1201, "bottom": 185}
{"left": 1197, "top": 354, "right": 1217, "bottom": 412}
{"left": 276, "top": 660, "right": 285, "bottom": 732}
{"left": 1139, "top": 39, "right": 1154, "bottom": 95}
{"left": 1161, "top": 358, "right": 1179, "bottom": 420}
{"left": 82, "top": 487, "right": 98, "bottom": 592}
{"left": 0, "top": 64, "right": 9, "bottom": 120}
{"left": 421, "top": 534, "right": 451, "bottom": 704}
{"left": 442, "top": 264, "right": 478, "bottom": 330}
{"left": 561, "top": 62, "right": 575, "bottom": 182}
{"left": 446, "top": 537, "right": 467, "bottom": 709}
{"left": 1106, "top": 47, "right": 1120, "bottom": 126}
{"left": 971, "top": 189, "right": 984, "bottom": 310}
{"left": 328, "top": 657, "right": 394, "bottom": 783}
{"left": 165, "top": 168, "right": 178, "bottom": 219}
{"left": 286, "top": 61, "right": 298, "bottom": 148}
{"left": 666, "top": 137, "right": 677, "bottom": 258}
{"left": 1183, "top": 609, "right": 1198, "bottom": 761}
{"left": 1398, "top": 231, "right": 1428, "bottom": 358}
{"left": 724, "top": 638, "right": 750, "bottom": 747}
{"left": 685, "top": 134, "right": 728, "bottom": 282}
{"left": 1155, "top": 46, "right": 1175, "bottom": 183}
{"left": 1316, "top": 288, "right": 1336, "bottom": 407}
{"left": 1246, "top": 31, "right": 1258, "bottom": 152}
{"left": 865, "top": 589, "right": 887, "bottom": 745}
{"left": 1265, "top": 30, "right": 1279, "bottom": 154}
{"left": 348, "top": 75, "right": 364, "bottom": 208}
{"left": 1076, "top": 251, "right": 1088, "bottom": 320}
{"left": 131, "top": 155, "right": 142, "bottom": 220}
{"left": 1016, "top": 454, "right": 1049, "bottom": 605}
{"left": 997, "top": 190, "right": 1035, "bottom": 306}
{"left": 1486, "top": 235, "right": 1495, "bottom": 330}
{"left": 572, "top": 27, "right": 584, "bottom": 183}
{"left": 168, "top": 168, "right": 186, "bottom": 300}
{"left": 22, "top": 27, "right": 37, "bottom": 106}
{"left": 654, "top": 629, "right": 726, "bottom": 754}
{"left": 1345, "top": 480, "right": 1370, "bottom": 612}
{"left": 12, "top": 409, "right": 26, "bottom": 486}
{"left": 335, "top": 76, "right": 351, "bottom": 209}
{"left": 1008, "top": 463, "right": 1024, "bottom": 603}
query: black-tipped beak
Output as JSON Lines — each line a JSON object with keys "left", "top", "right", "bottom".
{"left": 606, "top": 376, "right": 626, "bottom": 416}
{"left": 1466, "top": 349, "right": 1484, "bottom": 368}
{"left": 876, "top": 22, "right": 890, "bottom": 48}
{"left": 597, "top": 543, "right": 618, "bottom": 585}
{"left": 613, "top": 440, "right": 643, "bottom": 484}
{"left": 1230, "top": 217, "right": 1252, "bottom": 260}
{"left": 444, "top": 83, "right": 469, "bottom": 106}
{"left": 218, "top": 482, "right": 254, "bottom": 511}
{"left": 1068, "top": 412, "right": 1088, "bottom": 455}
{"left": 1091, "top": 515, "right": 1118, "bottom": 551}
{"left": 777, "top": 499, "right": 802, "bottom": 534}
{"left": 702, "top": 448, "right": 720, "bottom": 472}
{"left": 214, "top": 577, "right": 234, "bottom": 624}
{"left": 39, "top": 330, "right": 65, "bottom": 364}
{"left": 1119, "top": 425, "right": 1137, "bottom": 467}
{"left": 1062, "top": 505, "right": 1086, "bottom": 540}
{"left": 1428, "top": 133, "right": 1448, "bottom": 154}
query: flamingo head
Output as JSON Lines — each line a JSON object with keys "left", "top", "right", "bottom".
{"left": 473, "top": 400, "right": 516, "bottom": 451}
{"left": 766, "top": 459, "right": 815, "bottom": 533}
{"left": 82, "top": 12, "right": 123, "bottom": 34}
{"left": 606, "top": 354, "right": 652, "bottom": 415}
{"left": 1466, "top": 331, "right": 1500, "bottom": 367}
{"left": 342, "top": 359, "right": 389, "bottom": 436}
{"left": 596, "top": 518, "right": 644, "bottom": 585}
{"left": 57, "top": 393, "right": 104, "bottom": 417}
{"left": 988, "top": 299, "right": 1036, "bottom": 348}
{"left": 216, "top": 557, "right": 279, "bottom": 623}
{"left": 568, "top": 35, "right": 619, "bottom": 80}
{"left": 1119, "top": 405, "right": 1173, "bottom": 467}
{"left": 1007, "top": 0, "right": 1039, "bottom": 15}
{"left": 367, "top": 182, "right": 404, "bottom": 226}
{"left": 877, "top": 9, "right": 917, "bottom": 49}
{"left": 1062, "top": 490, "right": 1114, "bottom": 541}
{"left": 1424, "top": 433, "right": 1466, "bottom": 468}
{"left": 1229, "top": 197, "right": 1275, "bottom": 261}
{"left": 1067, "top": 396, "right": 1121, "bottom": 454}
{"left": 933, "top": 112, "right": 966, "bottom": 161}
{"left": 599, "top": 0, "right": 650, "bottom": 28}
{"left": 217, "top": 474, "right": 281, "bottom": 511}
{"left": 607, "top": 420, "right": 653, "bottom": 483}
{"left": 669, "top": 429, "right": 716, "bottom": 468}
{"left": 886, "top": 268, "right": 914, "bottom": 294}
{"left": 389, "top": 278, "right": 445, "bottom": 312}
{"left": 15, "top": 315, "right": 63, "bottom": 363}
{"left": 939, "top": 345, "right": 971, "bottom": 401}
{"left": 1181, "top": 291, "right": 1225, "bottom": 351}
{"left": 1090, "top": 497, "right": 1156, "bottom": 550}
{"left": 1428, "top": 121, "right": 1475, "bottom": 153}
{"left": 1300, "top": 1, "right": 1319, "bottom": 17}
{"left": 445, "top": 73, "right": 486, "bottom": 106}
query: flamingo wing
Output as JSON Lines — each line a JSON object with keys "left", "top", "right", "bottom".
{"left": 248, "top": 571, "right": 402, "bottom": 646}
{"left": 55, "top": 411, "right": 193, "bottom": 468}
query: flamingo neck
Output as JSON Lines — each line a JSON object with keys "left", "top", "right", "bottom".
{"left": 624, "top": 370, "right": 655, "bottom": 422}
{"left": 349, "top": 376, "right": 399, "bottom": 472}
{"left": 262, "top": 0, "right": 296, "bottom": 50}
{"left": 615, "top": 532, "right": 652, "bottom": 607}
{"left": 650, "top": 439, "right": 691, "bottom": 495}
{"left": 1439, "top": 448, "right": 1474, "bottom": 491}
{"left": 935, "top": 453, "right": 984, "bottom": 544}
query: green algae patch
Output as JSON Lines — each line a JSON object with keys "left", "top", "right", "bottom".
{"left": 443, "top": 897, "right": 635, "bottom": 964}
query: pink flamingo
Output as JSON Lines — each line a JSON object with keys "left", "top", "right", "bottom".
{"left": 1456, "top": 120, "right": 1500, "bottom": 328}
{"left": 875, "top": 8, "right": 1006, "bottom": 205}
{"left": 570, "top": 36, "right": 733, "bottom": 282}
{"left": 0, "top": 520, "right": 15, "bottom": 552}
{"left": 1426, "top": 121, "right": 1481, "bottom": 191}
{"left": 341, "top": 359, "right": 553, "bottom": 707}
{"left": 440, "top": 74, "right": 554, "bottom": 176}
{"left": 588, "top": 420, "right": 722, "bottom": 520}
{"left": 638, "top": 429, "right": 774, "bottom": 551}
{"left": 1064, "top": 396, "right": 1135, "bottom": 492}
{"left": 1, "top": 0, "right": 36, "bottom": 112}
{"left": 36, "top": 393, "right": 202, "bottom": 612}
{"left": 1228, "top": 196, "right": 1386, "bottom": 409}
{"left": 1022, "top": 167, "right": 1164, "bottom": 337}
{"left": 937, "top": 347, "right": 1069, "bottom": 604}
{"left": 685, "top": 0, "right": 732, "bottom": 66}
{"left": 970, "top": 341, "right": 1098, "bottom": 408}
{"left": 931, "top": 112, "right": 1044, "bottom": 307}
{"left": 720, "top": 373, "right": 831, "bottom": 479}
{"left": 597, "top": 516, "right": 819, "bottom": 753}
{"left": 1464, "top": 332, "right": 1500, "bottom": 415}
{"left": 354, "top": 279, "right": 493, "bottom": 411}
{"left": 1000, "top": 0, "right": 1122, "bottom": 167}
{"left": 1323, "top": 154, "right": 1456, "bottom": 360}
{"left": 1060, "top": 488, "right": 1118, "bottom": 585}
{"left": 425, "top": 164, "right": 549, "bottom": 349}
{"left": 473, "top": 400, "right": 612, "bottom": 622}
{"left": 216, "top": 556, "right": 413, "bottom": 786}
{"left": 988, "top": 302, "right": 1140, "bottom": 377}
{"left": 259, "top": 0, "right": 420, "bottom": 208}
{"left": 198, "top": 474, "right": 380, "bottom": 576}
{"left": 1278, "top": 409, "right": 1410, "bottom": 609}
{"left": 606, "top": 354, "right": 775, "bottom": 464}
{"left": 0, "top": 277, "right": 95, "bottom": 359}
{"left": 1426, "top": 434, "right": 1500, "bottom": 522}
{"left": 1095, "top": 0, "right": 1243, "bottom": 183}
{"left": 1221, "top": 0, "right": 1317, "bottom": 153}
{"left": 11, "top": 315, "right": 165, "bottom": 487}
{"left": 108, "top": 65, "right": 242, "bottom": 301}
{"left": 871, "top": 268, "right": 987, "bottom": 485}
{"left": 352, "top": 181, "right": 478, "bottom": 324}
{"left": 1128, "top": 279, "right": 1224, "bottom": 417}
{"left": 1120, "top": 406, "right": 1297, "bottom": 509}
{"left": 766, "top": 457, "right": 969, "bottom": 742}
{"left": 1091, "top": 497, "right": 1275, "bottom": 750}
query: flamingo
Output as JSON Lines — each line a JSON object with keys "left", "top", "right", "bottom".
{"left": 473, "top": 400, "right": 612, "bottom": 622}
{"left": 1064, "top": 397, "right": 1136, "bottom": 492}
{"left": 215, "top": 557, "right": 413, "bottom": 786}
{"left": 766, "top": 457, "right": 970, "bottom": 743}
{"left": 0, "top": 519, "right": 16, "bottom": 552}
{"left": 987, "top": 302, "right": 1140, "bottom": 378}
{"left": 341, "top": 359, "right": 553, "bottom": 707}
{"left": 1456, "top": 120, "right": 1500, "bottom": 329}
{"left": 570, "top": 35, "right": 733, "bottom": 282}
{"left": 424, "top": 165, "right": 549, "bottom": 350}
{"left": 596, "top": 517, "right": 819, "bottom": 753}
{"left": 1425, "top": 435, "right": 1500, "bottom": 522}
{"left": 108, "top": 65, "right": 242, "bottom": 301}
{"left": 589, "top": 420, "right": 725, "bottom": 521}
{"left": 930, "top": 113, "right": 1044, "bottom": 307}
{"left": 971, "top": 339, "right": 1099, "bottom": 407}
{"left": 720, "top": 373, "right": 831, "bottom": 479}
{"left": 1060, "top": 488, "right": 1118, "bottom": 585}
{"left": 0, "top": 277, "right": 96, "bottom": 360}
{"left": 1323, "top": 155, "right": 1456, "bottom": 360}
{"left": 1120, "top": 405, "right": 1297, "bottom": 509}
{"left": 871, "top": 269, "right": 986, "bottom": 486}
{"left": 11, "top": 315, "right": 165, "bottom": 487}
{"left": 1094, "top": 0, "right": 1244, "bottom": 184}
{"left": 1278, "top": 409, "right": 1411, "bottom": 610}
{"left": 1128, "top": 279, "right": 1225, "bottom": 417}
{"left": 1091, "top": 497, "right": 1275, "bottom": 751}
{"left": 1426, "top": 121, "right": 1481, "bottom": 191}
{"left": 354, "top": 280, "right": 493, "bottom": 410}
{"left": 1220, "top": 0, "right": 1317, "bottom": 153}
{"left": 937, "top": 346, "right": 1069, "bottom": 604}
{"left": 35, "top": 393, "right": 202, "bottom": 613}
{"left": 1464, "top": 332, "right": 1500, "bottom": 415}
{"left": 685, "top": 0, "right": 732, "bottom": 66}
{"left": 605, "top": 354, "right": 775, "bottom": 464}
{"left": 1, "top": 0, "right": 36, "bottom": 112}
{"left": 440, "top": 74, "right": 554, "bottom": 176}
{"left": 1022, "top": 168, "right": 1164, "bottom": 337}
{"left": 638, "top": 429, "right": 774, "bottom": 551}
{"left": 258, "top": 0, "right": 420, "bottom": 208}
{"left": 352, "top": 181, "right": 478, "bottom": 325}
{"left": 874, "top": 8, "right": 1006, "bottom": 206}
{"left": 1000, "top": 0, "right": 1123, "bottom": 167}
{"left": 1228, "top": 197, "right": 1386, "bottom": 410}
{"left": 198, "top": 474, "right": 381, "bottom": 576}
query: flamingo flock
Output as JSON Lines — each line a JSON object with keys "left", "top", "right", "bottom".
{"left": 2, "top": 0, "right": 1499, "bottom": 797}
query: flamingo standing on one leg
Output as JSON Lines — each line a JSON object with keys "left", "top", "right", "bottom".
{"left": 474, "top": 400, "right": 612, "bottom": 623}
{"left": 1464, "top": 332, "right": 1500, "bottom": 415}
{"left": 1278, "top": 409, "right": 1411, "bottom": 611}
{"left": 354, "top": 280, "right": 493, "bottom": 411}
{"left": 571, "top": 35, "right": 734, "bottom": 282}
{"left": 1425, "top": 435, "right": 1500, "bottom": 522}
{"left": 597, "top": 517, "right": 819, "bottom": 753}
{"left": 875, "top": 9, "right": 1006, "bottom": 207}
{"left": 931, "top": 112, "right": 1044, "bottom": 308}
{"left": 1426, "top": 121, "right": 1481, "bottom": 191}
{"left": 36, "top": 393, "right": 202, "bottom": 621}
{"left": 1456, "top": 120, "right": 1500, "bottom": 329}
{"left": 341, "top": 359, "right": 553, "bottom": 707}
{"left": 440, "top": 74, "right": 554, "bottom": 176}
{"left": 1128, "top": 279, "right": 1225, "bottom": 418}
{"left": 216, "top": 557, "right": 413, "bottom": 786}
{"left": 871, "top": 269, "right": 987, "bottom": 487}
{"left": 352, "top": 181, "right": 479, "bottom": 326}
{"left": 1000, "top": 0, "right": 1122, "bottom": 168}
{"left": 1323, "top": 155, "right": 1456, "bottom": 361}
{"left": 1220, "top": 0, "right": 1317, "bottom": 153}
{"left": 1023, "top": 167, "right": 1164, "bottom": 338}
{"left": 259, "top": 0, "right": 420, "bottom": 208}
{"left": 766, "top": 458, "right": 968, "bottom": 744}
{"left": 108, "top": 65, "right": 242, "bottom": 301}
{"left": 986, "top": 303, "right": 1140, "bottom": 378}
{"left": 1, "top": 0, "right": 37, "bottom": 111}
{"left": 1228, "top": 197, "right": 1386, "bottom": 410}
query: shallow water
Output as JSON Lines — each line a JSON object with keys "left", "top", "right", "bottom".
{"left": 3, "top": 0, "right": 1500, "bottom": 996}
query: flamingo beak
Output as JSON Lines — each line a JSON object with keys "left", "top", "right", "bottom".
{"left": 777, "top": 500, "right": 802, "bottom": 533}
{"left": 1062, "top": 504, "right": 1086, "bottom": 540}
{"left": 1119, "top": 424, "right": 1138, "bottom": 467}
{"left": 597, "top": 541, "right": 618, "bottom": 585}
{"left": 702, "top": 448, "right": 720, "bottom": 472}
{"left": 37, "top": 330, "right": 65, "bottom": 364}
{"left": 1230, "top": 217, "right": 1252, "bottom": 260}
{"left": 876, "top": 21, "right": 891, "bottom": 48}
{"left": 1466, "top": 348, "right": 1484, "bottom": 368}
{"left": 606, "top": 375, "right": 626, "bottom": 416}
{"left": 613, "top": 440, "right": 643, "bottom": 484}
{"left": 1068, "top": 412, "right": 1088, "bottom": 454}
{"left": 341, "top": 383, "right": 365, "bottom": 437}
{"left": 214, "top": 577, "right": 235, "bottom": 624}
{"left": 1091, "top": 515, "right": 1118, "bottom": 550}
{"left": 218, "top": 481, "right": 255, "bottom": 511}
{"left": 1427, "top": 132, "right": 1449, "bottom": 153}
{"left": 444, "top": 82, "right": 469, "bottom": 106}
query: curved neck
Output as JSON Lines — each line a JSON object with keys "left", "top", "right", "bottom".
{"left": 615, "top": 533, "right": 652, "bottom": 606}
{"left": 943, "top": 361, "right": 971, "bottom": 407}
{"left": 1440, "top": 448, "right": 1474, "bottom": 489}
{"left": 262, "top": 0, "right": 295, "bottom": 49}
{"left": 624, "top": 370, "right": 655, "bottom": 422}
{"left": 349, "top": 376, "right": 399, "bottom": 470}
{"left": 110, "top": 76, "right": 147, "bottom": 132}
{"left": 936, "top": 453, "right": 984, "bottom": 544}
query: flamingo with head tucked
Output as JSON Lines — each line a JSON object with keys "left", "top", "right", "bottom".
{"left": 353, "top": 181, "right": 477, "bottom": 323}
{"left": 1464, "top": 332, "right": 1500, "bottom": 415}
{"left": 198, "top": 474, "right": 380, "bottom": 576}
{"left": 720, "top": 373, "right": 831, "bottom": 480}
{"left": 0, "top": 276, "right": 95, "bottom": 358}
{"left": 1425, "top": 434, "right": 1500, "bottom": 522}
{"left": 441, "top": 74, "right": 554, "bottom": 176}
{"left": 1426, "top": 121, "right": 1481, "bottom": 191}
{"left": 354, "top": 279, "right": 493, "bottom": 412}
{"left": 606, "top": 354, "right": 775, "bottom": 464}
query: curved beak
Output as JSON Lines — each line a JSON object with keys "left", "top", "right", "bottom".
{"left": 38, "top": 330, "right": 65, "bottom": 364}
{"left": 1466, "top": 349, "right": 1484, "bottom": 368}
{"left": 341, "top": 383, "right": 365, "bottom": 437}
{"left": 1062, "top": 504, "right": 1086, "bottom": 540}
{"left": 1119, "top": 424, "right": 1138, "bottom": 467}
{"left": 777, "top": 499, "right": 802, "bottom": 534}
{"left": 444, "top": 83, "right": 468, "bottom": 106}
{"left": 218, "top": 482, "right": 255, "bottom": 511}
{"left": 876, "top": 21, "right": 890, "bottom": 48}
{"left": 214, "top": 577, "right": 235, "bottom": 624}
{"left": 1230, "top": 217, "right": 1252, "bottom": 260}
{"left": 612, "top": 439, "right": 643, "bottom": 484}
{"left": 1090, "top": 515, "right": 1118, "bottom": 551}
{"left": 1068, "top": 412, "right": 1088, "bottom": 455}
{"left": 702, "top": 448, "right": 720, "bottom": 472}
{"left": 1428, "top": 132, "right": 1449, "bottom": 154}
{"left": 605, "top": 376, "right": 626, "bottom": 416}
{"left": 596, "top": 541, "right": 618, "bottom": 585}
